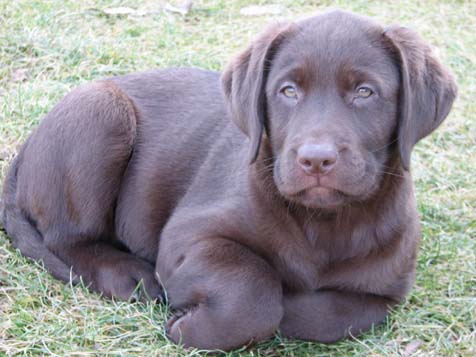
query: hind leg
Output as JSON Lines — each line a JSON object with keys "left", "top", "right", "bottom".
{"left": 12, "top": 80, "right": 161, "bottom": 300}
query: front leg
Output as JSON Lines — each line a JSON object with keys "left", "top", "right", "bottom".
{"left": 280, "top": 290, "right": 396, "bottom": 342}
{"left": 158, "top": 237, "right": 283, "bottom": 351}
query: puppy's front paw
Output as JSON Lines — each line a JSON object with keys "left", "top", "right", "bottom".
{"left": 165, "top": 307, "right": 195, "bottom": 346}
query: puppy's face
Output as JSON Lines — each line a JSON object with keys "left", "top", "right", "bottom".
{"left": 222, "top": 10, "right": 457, "bottom": 210}
{"left": 267, "top": 15, "right": 400, "bottom": 209}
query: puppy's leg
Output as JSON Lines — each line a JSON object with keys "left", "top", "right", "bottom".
{"left": 280, "top": 290, "right": 395, "bottom": 342}
{"left": 6, "top": 81, "right": 161, "bottom": 300}
{"left": 160, "top": 238, "right": 283, "bottom": 350}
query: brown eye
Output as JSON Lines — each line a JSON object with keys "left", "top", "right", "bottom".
{"left": 281, "top": 85, "right": 298, "bottom": 99}
{"left": 356, "top": 86, "right": 373, "bottom": 98}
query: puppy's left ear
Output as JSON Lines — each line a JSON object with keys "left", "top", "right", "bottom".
{"left": 222, "top": 22, "right": 294, "bottom": 163}
{"left": 383, "top": 26, "right": 458, "bottom": 171}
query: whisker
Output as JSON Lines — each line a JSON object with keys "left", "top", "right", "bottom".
{"left": 379, "top": 170, "right": 405, "bottom": 178}
{"left": 370, "top": 138, "right": 398, "bottom": 153}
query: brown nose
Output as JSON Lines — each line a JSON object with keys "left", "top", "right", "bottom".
{"left": 297, "top": 143, "right": 338, "bottom": 176}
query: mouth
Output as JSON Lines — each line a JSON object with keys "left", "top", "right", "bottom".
{"left": 285, "top": 182, "right": 349, "bottom": 209}
{"left": 273, "top": 159, "right": 361, "bottom": 209}
{"left": 285, "top": 175, "right": 338, "bottom": 197}
{"left": 298, "top": 185, "right": 336, "bottom": 197}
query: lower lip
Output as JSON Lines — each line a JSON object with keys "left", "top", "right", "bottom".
{"left": 307, "top": 186, "right": 334, "bottom": 196}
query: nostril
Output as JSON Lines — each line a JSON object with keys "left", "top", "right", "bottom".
{"left": 300, "top": 159, "right": 312, "bottom": 168}
{"left": 322, "top": 160, "right": 331, "bottom": 167}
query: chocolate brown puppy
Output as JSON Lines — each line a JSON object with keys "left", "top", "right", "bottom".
{"left": 0, "top": 10, "right": 457, "bottom": 351}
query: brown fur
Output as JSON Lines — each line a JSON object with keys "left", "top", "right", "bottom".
{"left": 0, "top": 10, "right": 457, "bottom": 351}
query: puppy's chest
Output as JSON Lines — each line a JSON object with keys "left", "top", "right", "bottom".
{"left": 270, "top": 223, "right": 360, "bottom": 291}
{"left": 266, "top": 225, "right": 327, "bottom": 291}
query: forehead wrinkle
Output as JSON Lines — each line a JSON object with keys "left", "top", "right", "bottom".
{"left": 341, "top": 66, "right": 385, "bottom": 86}
{"left": 275, "top": 56, "right": 315, "bottom": 82}
{"left": 339, "top": 58, "right": 397, "bottom": 84}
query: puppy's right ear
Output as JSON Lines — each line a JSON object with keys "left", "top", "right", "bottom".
{"left": 221, "top": 22, "right": 294, "bottom": 164}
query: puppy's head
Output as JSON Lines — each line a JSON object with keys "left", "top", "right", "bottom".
{"left": 222, "top": 10, "right": 457, "bottom": 210}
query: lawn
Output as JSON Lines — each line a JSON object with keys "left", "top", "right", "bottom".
{"left": 0, "top": 0, "right": 475, "bottom": 355}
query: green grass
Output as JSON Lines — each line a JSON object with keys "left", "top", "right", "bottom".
{"left": 1, "top": 0, "right": 475, "bottom": 355}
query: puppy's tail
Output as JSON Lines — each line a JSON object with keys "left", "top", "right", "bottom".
{"left": 1, "top": 155, "right": 79, "bottom": 283}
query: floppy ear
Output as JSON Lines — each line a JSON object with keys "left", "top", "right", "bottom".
{"left": 221, "top": 22, "right": 294, "bottom": 163}
{"left": 383, "top": 26, "right": 457, "bottom": 170}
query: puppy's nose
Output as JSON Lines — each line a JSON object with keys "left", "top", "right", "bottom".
{"left": 297, "top": 144, "right": 338, "bottom": 176}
